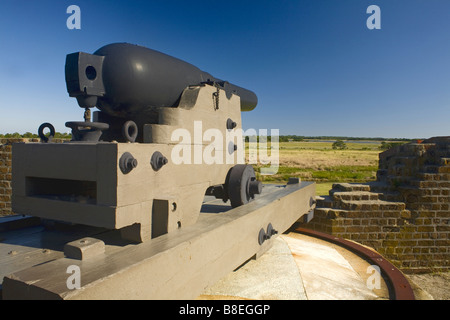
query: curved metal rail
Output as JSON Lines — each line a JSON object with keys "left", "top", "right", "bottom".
{"left": 294, "top": 227, "right": 415, "bottom": 300}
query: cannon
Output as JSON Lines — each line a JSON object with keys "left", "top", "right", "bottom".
{"left": 13, "top": 43, "right": 263, "bottom": 242}
{"left": 64, "top": 43, "right": 257, "bottom": 143}
{"left": 66, "top": 43, "right": 258, "bottom": 113}
{"left": 4, "top": 43, "right": 316, "bottom": 299}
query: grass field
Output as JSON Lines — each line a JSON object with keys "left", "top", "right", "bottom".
{"left": 247, "top": 140, "right": 386, "bottom": 196}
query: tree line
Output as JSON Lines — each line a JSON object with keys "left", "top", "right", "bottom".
{"left": 1, "top": 132, "right": 415, "bottom": 143}
{"left": 245, "top": 135, "right": 414, "bottom": 143}
{"left": 0, "top": 132, "right": 72, "bottom": 139}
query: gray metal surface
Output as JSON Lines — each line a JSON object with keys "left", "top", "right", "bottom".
{"left": 65, "top": 43, "right": 258, "bottom": 119}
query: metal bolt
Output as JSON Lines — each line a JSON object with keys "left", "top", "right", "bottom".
{"left": 127, "top": 158, "right": 138, "bottom": 170}
{"left": 151, "top": 151, "right": 168, "bottom": 171}
{"left": 258, "top": 228, "right": 266, "bottom": 245}
{"left": 119, "top": 152, "right": 138, "bottom": 174}
{"left": 158, "top": 156, "right": 168, "bottom": 167}
{"left": 227, "top": 118, "right": 237, "bottom": 130}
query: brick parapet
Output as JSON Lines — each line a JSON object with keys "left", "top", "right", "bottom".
{"left": 302, "top": 137, "right": 450, "bottom": 273}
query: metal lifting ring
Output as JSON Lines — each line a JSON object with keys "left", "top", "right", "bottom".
{"left": 122, "top": 120, "right": 138, "bottom": 142}
{"left": 38, "top": 123, "right": 55, "bottom": 143}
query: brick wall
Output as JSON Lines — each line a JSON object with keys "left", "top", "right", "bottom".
{"left": 300, "top": 137, "right": 450, "bottom": 273}
{"left": 0, "top": 141, "right": 12, "bottom": 216}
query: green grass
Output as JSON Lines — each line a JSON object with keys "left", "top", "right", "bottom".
{"left": 247, "top": 139, "right": 385, "bottom": 196}
{"left": 255, "top": 165, "right": 378, "bottom": 184}
{"left": 310, "top": 165, "right": 378, "bottom": 181}
{"left": 315, "top": 182, "right": 335, "bottom": 196}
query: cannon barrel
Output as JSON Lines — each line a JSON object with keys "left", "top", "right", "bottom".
{"left": 65, "top": 43, "right": 257, "bottom": 118}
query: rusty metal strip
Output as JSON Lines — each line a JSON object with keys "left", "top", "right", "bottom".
{"left": 294, "top": 227, "right": 415, "bottom": 300}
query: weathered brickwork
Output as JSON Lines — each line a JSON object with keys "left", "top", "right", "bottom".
{"left": 301, "top": 137, "right": 450, "bottom": 274}
{"left": 1, "top": 139, "right": 30, "bottom": 215}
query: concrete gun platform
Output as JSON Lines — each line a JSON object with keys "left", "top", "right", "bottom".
{"left": 199, "top": 232, "right": 390, "bottom": 300}
{"left": 0, "top": 184, "right": 414, "bottom": 300}
{"left": 0, "top": 218, "right": 391, "bottom": 300}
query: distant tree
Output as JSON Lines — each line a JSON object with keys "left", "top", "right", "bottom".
{"left": 4, "top": 132, "right": 21, "bottom": 138}
{"left": 54, "top": 132, "right": 68, "bottom": 139}
{"left": 332, "top": 140, "right": 347, "bottom": 150}
{"left": 379, "top": 141, "right": 404, "bottom": 150}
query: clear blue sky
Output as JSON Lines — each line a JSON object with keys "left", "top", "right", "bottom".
{"left": 1, "top": 0, "right": 449, "bottom": 139}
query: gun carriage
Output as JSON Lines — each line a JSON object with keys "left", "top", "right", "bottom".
{"left": 2, "top": 43, "right": 316, "bottom": 299}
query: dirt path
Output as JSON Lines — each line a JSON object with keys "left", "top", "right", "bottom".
{"left": 407, "top": 272, "right": 450, "bottom": 300}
